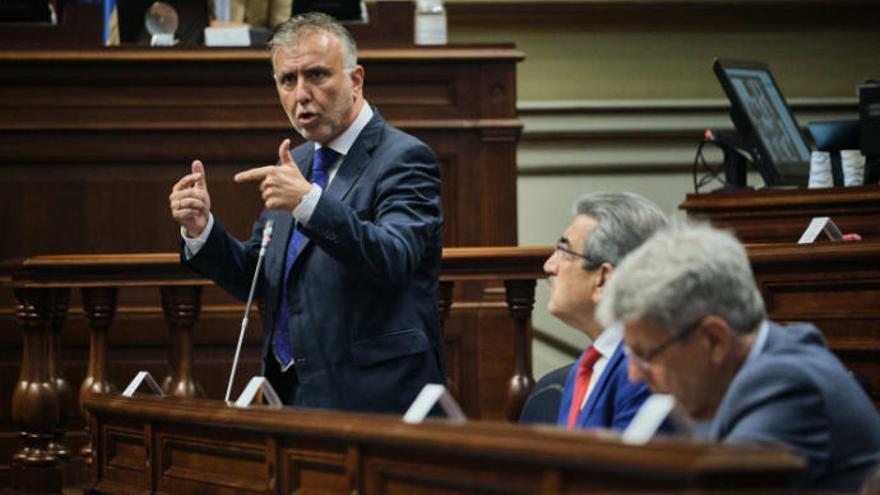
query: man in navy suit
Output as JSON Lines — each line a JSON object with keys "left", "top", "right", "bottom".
{"left": 598, "top": 223, "right": 880, "bottom": 491}
{"left": 541, "top": 192, "right": 667, "bottom": 430}
{"left": 168, "top": 13, "right": 444, "bottom": 413}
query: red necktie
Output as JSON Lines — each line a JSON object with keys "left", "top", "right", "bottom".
{"left": 567, "top": 346, "right": 602, "bottom": 429}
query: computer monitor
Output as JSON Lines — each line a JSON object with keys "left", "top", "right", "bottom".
{"left": 713, "top": 59, "right": 812, "bottom": 187}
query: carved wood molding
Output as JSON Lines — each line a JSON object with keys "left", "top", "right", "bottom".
{"left": 518, "top": 98, "right": 859, "bottom": 175}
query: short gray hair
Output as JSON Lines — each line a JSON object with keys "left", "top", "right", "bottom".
{"left": 575, "top": 191, "right": 668, "bottom": 270}
{"left": 596, "top": 222, "right": 766, "bottom": 336}
{"left": 268, "top": 12, "right": 358, "bottom": 69}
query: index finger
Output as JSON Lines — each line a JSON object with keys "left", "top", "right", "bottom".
{"left": 173, "top": 172, "right": 203, "bottom": 192}
{"left": 234, "top": 165, "right": 276, "bottom": 184}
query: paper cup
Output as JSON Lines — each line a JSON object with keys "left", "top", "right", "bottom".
{"left": 841, "top": 149, "right": 866, "bottom": 187}
{"left": 808, "top": 151, "right": 833, "bottom": 188}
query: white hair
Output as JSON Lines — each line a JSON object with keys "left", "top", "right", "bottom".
{"left": 596, "top": 222, "right": 766, "bottom": 335}
{"left": 268, "top": 12, "right": 358, "bottom": 69}
{"left": 574, "top": 191, "right": 668, "bottom": 270}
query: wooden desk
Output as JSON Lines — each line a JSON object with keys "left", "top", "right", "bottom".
{"left": 680, "top": 184, "right": 880, "bottom": 243}
{"left": 85, "top": 394, "right": 803, "bottom": 494}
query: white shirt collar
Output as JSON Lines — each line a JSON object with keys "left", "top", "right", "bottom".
{"left": 593, "top": 323, "right": 623, "bottom": 359}
{"left": 316, "top": 101, "right": 373, "bottom": 156}
{"left": 742, "top": 319, "right": 770, "bottom": 368}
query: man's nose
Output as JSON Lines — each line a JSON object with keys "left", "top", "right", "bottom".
{"left": 543, "top": 252, "right": 557, "bottom": 275}
{"left": 292, "top": 80, "right": 312, "bottom": 104}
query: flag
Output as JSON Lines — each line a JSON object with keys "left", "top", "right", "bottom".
{"left": 78, "top": 0, "right": 119, "bottom": 45}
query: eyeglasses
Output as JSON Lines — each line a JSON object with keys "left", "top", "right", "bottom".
{"left": 624, "top": 318, "right": 704, "bottom": 371}
{"left": 554, "top": 241, "right": 591, "bottom": 263}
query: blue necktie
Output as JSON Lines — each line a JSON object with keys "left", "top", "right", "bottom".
{"left": 274, "top": 146, "right": 340, "bottom": 370}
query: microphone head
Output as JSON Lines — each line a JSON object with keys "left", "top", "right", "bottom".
{"left": 261, "top": 220, "right": 274, "bottom": 247}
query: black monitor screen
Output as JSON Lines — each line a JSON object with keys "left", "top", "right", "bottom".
{"left": 0, "top": 0, "right": 51, "bottom": 23}
{"left": 714, "top": 59, "right": 811, "bottom": 186}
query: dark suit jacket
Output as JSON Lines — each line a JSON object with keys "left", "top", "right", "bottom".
{"left": 184, "top": 110, "right": 445, "bottom": 414}
{"left": 709, "top": 321, "right": 880, "bottom": 491}
{"left": 556, "top": 342, "right": 651, "bottom": 430}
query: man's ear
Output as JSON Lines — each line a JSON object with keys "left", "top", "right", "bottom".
{"left": 700, "top": 315, "right": 733, "bottom": 365}
{"left": 591, "top": 262, "right": 614, "bottom": 303}
{"left": 350, "top": 65, "right": 365, "bottom": 98}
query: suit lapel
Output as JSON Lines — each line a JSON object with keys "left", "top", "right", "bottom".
{"left": 557, "top": 357, "right": 580, "bottom": 425}
{"left": 577, "top": 343, "right": 624, "bottom": 428}
{"left": 324, "top": 111, "right": 382, "bottom": 204}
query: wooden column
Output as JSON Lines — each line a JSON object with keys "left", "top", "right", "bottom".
{"left": 436, "top": 280, "right": 455, "bottom": 394}
{"left": 79, "top": 286, "right": 118, "bottom": 465}
{"left": 47, "top": 292, "right": 72, "bottom": 463}
{"left": 503, "top": 279, "right": 536, "bottom": 421}
{"left": 160, "top": 286, "right": 204, "bottom": 398}
{"left": 10, "top": 287, "right": 66, "bottom": 493}
{"left": 437, "top": 281, "right": 454, "bottom": 330}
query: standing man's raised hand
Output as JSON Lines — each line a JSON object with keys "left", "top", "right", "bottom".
{"left": 170, "top": 160, "right": 212, "bottom": 237}
{"left": 234, "top": 139, "right": 313, "bottom": 211}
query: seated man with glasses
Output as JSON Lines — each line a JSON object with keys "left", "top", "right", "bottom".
{"left": 534, "top": 192, "right": 667, "bottom": 430}
{"left": 597, "top": 222, "right": 880, "bottom": 491}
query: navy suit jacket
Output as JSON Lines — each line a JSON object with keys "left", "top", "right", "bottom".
{"left": 556, "top": 342, "right": 651, "bottom": 430}
{"left": 709, "top": 321, "right": 880, "bottom": 491}
{"left": 184, "top": 110, "right": 445, "bottom": 414}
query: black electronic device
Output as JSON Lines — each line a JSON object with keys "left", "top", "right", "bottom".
{"left": 713, "top": 59, "right": 812, "bottom": 187}
{"left": 860, "top": 80, "right": 880, "bottom": 183}
{"left": 118, "top": 0, "right": 209, "bottom": 45}
{"left": 292, "top": 0, "right": 365, "bottom": 22}
{"left": 0, "top": 0, "right": 51, "bottom": 23}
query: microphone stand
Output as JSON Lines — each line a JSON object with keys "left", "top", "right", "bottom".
{"left": 224, "top": 220, "right": 274, "bottom": 404}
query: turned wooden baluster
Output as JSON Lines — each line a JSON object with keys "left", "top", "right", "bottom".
{"left": 10, "top": 287, "right": 66, "bottom": 493}
{"left": 503, "top": 279, "right": 536, "bottom": 421}
{"left": 160, "top": 286, "right": 204, "bottom": 398}
{"left": 79, "top": 287, "right": 118, "bottom": 465}
{"left": 436, "top": 280, "right": 455, "bottom": 393}
{"left": 437, "top": 281, "right": 454, "bottom": 330}
{"left": 47, "top": 292, "right": 73, "bottom": 462}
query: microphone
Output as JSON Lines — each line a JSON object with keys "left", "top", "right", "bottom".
{"left": 704, "top": 129, "right": 748, "bottom": 156}
{"left": 225, "top": 219, "right": 274, "bottom": 403}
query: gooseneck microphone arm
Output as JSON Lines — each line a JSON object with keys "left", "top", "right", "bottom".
{"left": 224, "top": 219, "right": 274, "bottom": 404}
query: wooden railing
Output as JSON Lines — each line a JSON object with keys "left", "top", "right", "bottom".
{"left": 1, "top": 247, "right": 552, "bottom": 493}
{"left": 5, "top": 241, "right": 880, "bottom": 493}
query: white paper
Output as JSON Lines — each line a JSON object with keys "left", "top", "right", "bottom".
{"left": 403, "top": 384, "right": 466, "bottom": 423}
{"left": 798, "top": 216, "right": 843, "bottom": 244}
{"left": 122, "top": 371, "right": 165, "bottom": 398}
{"left": 621, "top": 394, "right": 675, "bottom": 445}
{"left": 204, "top": 27, "right": 250, "bottom": 47}
{"left": 232, "top": 376, "right": 282, "bottom": 408}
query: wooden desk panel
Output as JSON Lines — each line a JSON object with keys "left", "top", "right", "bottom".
{"left": 680, "top": 184, "right": 880, "bottom": 244}
{"left": 86, "top": 394, "right": 803, "bottom": 494}
{"left": 748, "top": 241, "right": 880, "bottom": 404}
